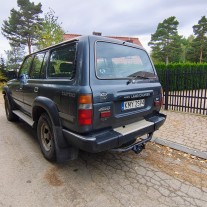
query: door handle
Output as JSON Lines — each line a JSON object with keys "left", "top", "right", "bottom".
{"left": 34, "top": 87, "right": 39, "bottom": 93}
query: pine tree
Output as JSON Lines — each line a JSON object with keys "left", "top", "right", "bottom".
{"left": 5, "top": 44, "right": 25, "bottom": 72}
{"left": 193, "top": 16, "right": 207, "bottom": 63}
{"left": 0, "top": 56, "right": 7, "bottom": 82}
{"left": 0, "top": 56, "right": 6, "bottom": 72}
{"left": 1, "top": 0, "right": 43, "bottom": 54}
{"left": 148, "top": 16, "right": 182, "bottom": 64}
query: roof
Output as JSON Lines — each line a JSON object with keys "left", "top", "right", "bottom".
{"left": 28, "top": 35, "right": 144, "bottom": 57}
{"left": 63, "top": 34, "right": 82, "bottom": 39}
{"left": 63, "top": 34, "right": 142, "bottom": 46}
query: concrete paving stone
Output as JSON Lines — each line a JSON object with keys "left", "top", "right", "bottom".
{"left": 188, "top": 186, "right": 202, "bottom": 199}
{"left": 154, "top": 110, "right": 207, "bottom": 158}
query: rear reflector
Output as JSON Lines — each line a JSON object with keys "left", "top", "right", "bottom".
{"left": 100, "top": 111, "right": 111, "bottom": 118}
{"left": 154, "top": 100, "right": 162, "bottom": 106}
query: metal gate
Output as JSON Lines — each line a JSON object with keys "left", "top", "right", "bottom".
{"left": 157, "top": 68, "right": 207, "bottom": 115}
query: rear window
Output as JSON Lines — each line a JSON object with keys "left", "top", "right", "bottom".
{"left": 95, "top": 42, "right": 154, "bottom": 79}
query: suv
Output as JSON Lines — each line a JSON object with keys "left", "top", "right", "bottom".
{"left": 3, "top": 35, "right": 166, "bottom": 162}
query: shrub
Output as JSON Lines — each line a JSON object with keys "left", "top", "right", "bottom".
{"left": 155, "top": 63, "right": 207, "bottom": 91}
{"left": 0, "top": 71, "right": 7, "bottom": 82}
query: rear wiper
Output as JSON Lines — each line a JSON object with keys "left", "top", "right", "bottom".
{"left": 127, "top": 75, "right": 149, "bottom": 85}
{"left": 127, "top": 71, "right": 157, "bottom": 85}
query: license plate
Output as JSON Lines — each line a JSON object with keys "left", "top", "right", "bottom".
{"left": 122, "top": 99, "right": 145, "bottom": 110}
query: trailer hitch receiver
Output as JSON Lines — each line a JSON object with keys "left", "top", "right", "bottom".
{"left": 111, "top": 133, "right": 153, "bottom": 154}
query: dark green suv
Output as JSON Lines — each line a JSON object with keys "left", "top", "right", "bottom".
{"left": 3, "top": 35, "right": 166, "bottom": 162}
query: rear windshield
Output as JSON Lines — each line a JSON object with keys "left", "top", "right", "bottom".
{"left": 95, "top": 42, "right": 154, "bottom": 79}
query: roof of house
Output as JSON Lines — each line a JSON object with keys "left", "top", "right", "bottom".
{"left": 63, "top": 33, "right": 142, "bottom": 46}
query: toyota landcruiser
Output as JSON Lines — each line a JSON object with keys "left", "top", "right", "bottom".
{"left": 2, "top": 35, "right": 166, "bottom": 162}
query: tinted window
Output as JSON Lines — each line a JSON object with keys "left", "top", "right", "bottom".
{"left": 30, "top": 53, "right": 45, "bottom": 79}
{"left": 96, "top": 42, "right": 154, "bottom": 79}
{"left": 48, "top": 43, "right": 76, "bottom": 79}
{"left": 19, "top": 56, "right": 33, "bottom": 78}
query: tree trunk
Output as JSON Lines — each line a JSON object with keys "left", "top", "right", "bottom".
{"left": 200, "top": 47, "right": 203, "bottom": 63}
{"left": 27, "top": 37, "right": 32, "bottom": 54}
{"left": 166, "top": 56, "right": 169, "bottom": 65}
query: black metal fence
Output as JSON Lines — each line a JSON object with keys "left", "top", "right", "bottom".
{"left": 157, "top": 68, "right": 207, "bottom": 115}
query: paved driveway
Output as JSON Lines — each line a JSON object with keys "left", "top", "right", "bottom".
{"left": 0, "top": 95, "right": 207, "bottom": 207}
{"left": 154, "top": 110, "right": 207, "bottom": 156}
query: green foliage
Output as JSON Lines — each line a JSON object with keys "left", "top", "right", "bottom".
{"left": 192, "top": 16, "right": 207, "bottom": 63}
{"left": 149, "top": 16, "right": 207, "bottom": 63}
{"left": 0, "top": 57, "right": 8, "bottom": 83}
{"left": 148, "top": 16, "right": 182, "bottom": 64}
{"left": 179, "top": 35, "right": 194, "bottom": 63}
{"left": 5, "top": 44, "right": 25, "bottom": 71}
{"left": 155, "top": 63, "right": 207, "bottom": 91}
{"left": 0, "top": 71, "right": 7, "bottom": 83}
{"left": 0, "top": 56, "right": 6, "bottom": 71}
{"left": 1, "top": 0, "right": 43, "bottom": 54}
{"left": 36, "top": 9, "right": 65, "bottom": 50}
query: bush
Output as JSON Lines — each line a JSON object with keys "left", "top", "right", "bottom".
{"left": 0, "top": 71, "right": 7, "bottom": 91}
{"left": 155, "top": 63, "right": 207, "bottom": 91}
{"left": 0, "top": 71, "right": 7, "bottom": 82}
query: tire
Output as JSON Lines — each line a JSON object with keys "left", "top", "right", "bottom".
{"left": 4, "top": 95, "right": 18, "bottom": 122}
{"left": 37, "top": 113, "right": 56, "bottom": 162}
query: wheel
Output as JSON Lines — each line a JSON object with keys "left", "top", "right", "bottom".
{"left": 4, "top": 95, "right": 18, "bottom": 121}
{"left": 37, "top": 113, "right": 56, "bottom": 161}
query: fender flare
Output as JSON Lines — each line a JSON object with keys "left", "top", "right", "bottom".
{"left": 32, "top": 96, "right": 68, "bottom": 149}
{"left": 2, "top": 85, "right": 11, "bottom": 97}
{"left": 33, "top": 96, "right": 61, "bottom": 126}
{"left": 2, "top": 86, "right": 16, "bottom": 109}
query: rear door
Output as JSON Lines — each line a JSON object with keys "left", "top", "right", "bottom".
{"left": 90, "top": 40, "right": 162, "bottom": 130}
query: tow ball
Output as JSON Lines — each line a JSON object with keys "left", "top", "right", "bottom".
{"left": 132, "top": 143, "right": 145, "bottom": 154}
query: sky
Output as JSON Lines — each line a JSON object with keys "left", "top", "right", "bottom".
{"left": 0, "top": 0, "right": 207, "bottom": 58}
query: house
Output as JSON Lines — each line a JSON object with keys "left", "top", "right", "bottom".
{"left": 63, "top": 32, "right": 142, "bottom": 46}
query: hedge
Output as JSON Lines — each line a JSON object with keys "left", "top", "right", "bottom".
{"left": 154, "top": 63, "right": 207, "bottom": 91}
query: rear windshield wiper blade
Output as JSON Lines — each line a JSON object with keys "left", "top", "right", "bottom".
{"left": 127, "top": 75, "right": 149, "bottom": 85}
{"left": 127, "top": 71, "right": 157, "bottom": 85}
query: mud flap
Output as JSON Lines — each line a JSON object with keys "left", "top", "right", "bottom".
{"left": 54, "top": 126, "right": 79, "bottom": 162}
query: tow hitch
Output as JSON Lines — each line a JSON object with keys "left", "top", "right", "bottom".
{"left": 111, "top": 133, "right": 153, "bottom": 154}
{"left": 132, "top": 143, "right": 145, "bottom": 154}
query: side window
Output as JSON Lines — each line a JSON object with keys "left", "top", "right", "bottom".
{"left": 19, "top": 56, "right": 33, "bottom": 78}
{"left": 30, "top": 53, "right": 45, "bottom": 79}
{"left": 48, "top": 43, "right": 76, "bottom": 79}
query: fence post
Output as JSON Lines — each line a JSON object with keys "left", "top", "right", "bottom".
{"left": 165, "top": 69, "right": 169, "bottom": 110}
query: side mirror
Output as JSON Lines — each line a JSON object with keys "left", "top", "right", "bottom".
{"left": 19, "top": 74, "right": 29, "bottom": 83}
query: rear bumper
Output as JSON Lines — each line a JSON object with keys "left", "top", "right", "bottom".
{"left": 62, "top": 113, "right": 166, "bottom": 153}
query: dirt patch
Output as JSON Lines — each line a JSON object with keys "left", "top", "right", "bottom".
{"left": 44, "top": 166, "right": 64, "bottom": 187}
{"left": 140, "top": 142, "right": 207, "bottom": 188}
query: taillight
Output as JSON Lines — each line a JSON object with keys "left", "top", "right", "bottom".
{"left": 154, "top": 88, "right": 164, "bottom": 107}
{"left": 78, "top": 94, "right": 93, "bottom": 125}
